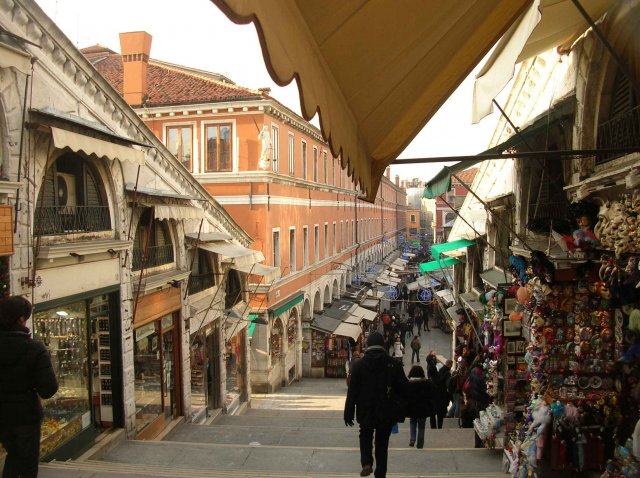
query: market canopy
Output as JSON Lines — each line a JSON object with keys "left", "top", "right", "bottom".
{"left": 212, "top": 0, "right": 530, "bottom": 202}
{"left": 431, "top": 239, "right": 475, "bottom": 259}
{"left": 423, "top": 162, "right": 481, "bottom": 199}
{"left": 419, "top": 257, "right": 461, "bottom": 273}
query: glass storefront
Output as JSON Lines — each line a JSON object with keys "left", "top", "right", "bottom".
{"left": 189, "top": 334, "right": 206, "bottom": 420}
{"left": 133, "top": 314, "right": 179, "bottom": 436}
{"left": 225, "top": 334, "right": 245, "bottom": 409}
{"left": 32, "top": 294, "right": 114, "bottom": 458}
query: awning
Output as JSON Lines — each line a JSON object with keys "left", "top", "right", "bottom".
{"left": 350, "top": 305, "right": 377, "bottom": 322}
{"left": 154, "top": 205, "right": 205, "bottom": 222}
{"left": 446, "top": 306, "right": 464, "bottom": 323}
{"left": 231, "top": 262, "right": 281, "bottom": 283}
{"left": 436, "top": 289, "right": 455, "bottom": 306}
{"left": 198, "top": 241, "right": 265, "bottom": 267}
{"left": 431, "top": 239, "right": 475, "bottom": 259}
{"left": 361, "top": 298, "right": 379, "bottom": 310}
{"left": 407, "top": 276, "right": 433, "bottom": 292}
{"left": 375, "top": 276, "right": 393, "bottom": 286}
{"left": 213, "top": 0, "right": 530, "bottom": 202}
{"left": 269, "top": 291, "right": 304, "bottom": 317}
{"left": 480, "top": 268, "right": 510, "bottom": 288}
{"left": 473, "top": 0, "right": 614, "bottom": 123}
{"left": 126, "top": 182, "right": 197, "bottom": 201}
{"left": 419, "top": 257, "right": 461, "bottom": 272}
{"left": 0, "top": 41, "right": 31, "bottom": 74}
{"left": 248, "top": 313, "right": 260, "bottom": 338}
{"left": 344, "top": 315, "right": 362, "bottom": 325}
{"left": 51, "top": 126, "right": 145, "bottom": 165}
{"left": 333, "top": 322, "right": 362, "bottom": 341}
{"left": 459, "top": 292, "right": 486, "bottom": 314}
{"left": 311, "top": 314, "right": 341, "bottom": 334}
{"left": 424, "top": 162, "right": 481, "bottom": 199}
{"left": 186, "top": 232, "right": 233, "bottom": 242}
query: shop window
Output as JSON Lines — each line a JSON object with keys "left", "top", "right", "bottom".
{"left": 166, "top": 125, "right": 192, "bottom": 171}
{"left": 33, "top": 295, "right": 116, "bottom": 458}
{"left": 204, "top": 124, "right": 232, "bottom": 172}
{"left": 188, "top": 249, "right": 215, "bottom": 295}
{"left": 133, "top": 314, "right": 178, "bottom": 436}
{"left": 132, "top": 209, "right": 174, "bottom": 271}
{"left": 35, "top": 153, "right": 111, "bottom": 236}
{"left": 189, "top": 335, "right": 206, "bottom": 420}
{"left": 287, "top": 314, "right": 298, "bottom": 347}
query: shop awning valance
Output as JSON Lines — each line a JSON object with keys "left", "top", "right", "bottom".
{"left": 198, "top": 241, "right": 265, "bottom": 267}
{"left": 431, "top": 239, "right": 475, "bottom": 259}
{"left": 423, "top": 162, "right": 481, "bottom": 199}
{"left": 419, "top": 257, "right": 461, "bottom": 273}
{"left": 269, "top": 291, "right": 304, "bottom": 317}
{"left": 185, "top": 232, "right": 233, "bottom": 242}
{"left": 334, "top": 322, "right": 362, "bottom": 341}
{"left": 154, "top": 205, "right": 205, "bottom": 222}
{"left": 472, "top": 0, "right": 614, "bottom": 123}
{"left": 213, "top": 0, "right": 529, "bottom": 202}
{"left": 126, "top": 182, "right": 197, "bottom": 201}
{"left": 311, "top": 314, "right": 341, "bottom": 334}
{"left": 0, "top": 41, "right": 31, "bottom": 74}
{"left": 231, "top": 263, "right": 281, "bottom": 283}
{"left": 344, "top": 315, "right": 362, "bottom": 325}
{"left": 436, "top": 289, "right": 455, "bottom": 306}
{"left": 51, "top": 126, "right": 145, "bottom": 165}
{"left": 459, "top": 292, "right": 486, "bottom": 314}
{"left": 351, "top": 305, "right": 377, "bottom": 322}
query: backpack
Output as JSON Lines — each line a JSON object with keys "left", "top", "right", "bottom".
{"left": 375, "top": 360, "right": 408, "bottom": 424}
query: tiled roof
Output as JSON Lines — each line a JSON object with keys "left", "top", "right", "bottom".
{"left": 454, "top": 167, "right": 478, "bottom": 184}
{"left": 80, "top": 46, "right": 261, "bottom": 107}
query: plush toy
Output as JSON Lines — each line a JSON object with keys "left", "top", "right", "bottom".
{"left": 509, "top": 255, "right": 528, "bottom": 284}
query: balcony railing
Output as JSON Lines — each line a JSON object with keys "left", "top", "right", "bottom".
{"left": 34, "top": 206, "right": 111, "bottom": 236}
{"left": 187, "top": 271, "right": 215, "bottom": 295}
{"left": 596, "top": 105, "right": 640, "bottom": 164}
{"left": 132, "top": 244, "right": 174, "bottom": 271}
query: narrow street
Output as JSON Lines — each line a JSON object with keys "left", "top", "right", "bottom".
{"left": 38, "top": 326, "right": 505, "bottom": 478}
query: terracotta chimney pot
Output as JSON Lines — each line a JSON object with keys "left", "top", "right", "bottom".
{"left": 119, "top": 31, "right": 152, "bottom": 106}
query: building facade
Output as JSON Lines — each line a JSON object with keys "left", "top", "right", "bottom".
{"left": 0, "top": 0, "right": 266, "bottom": 458}
{"left": 84, "top": 32, "right": 407, "bottom": 393}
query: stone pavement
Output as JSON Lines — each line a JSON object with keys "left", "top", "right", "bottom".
{"left": 39, "top": 361, "right": 507, "bottom": 478}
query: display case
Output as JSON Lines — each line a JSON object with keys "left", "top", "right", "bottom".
{"left": 325, "top": 336, "right": 349, "bottom": 378}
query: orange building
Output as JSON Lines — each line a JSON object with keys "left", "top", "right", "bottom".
{"left": 83, "top": 32, "right": 406, "bottom": 392}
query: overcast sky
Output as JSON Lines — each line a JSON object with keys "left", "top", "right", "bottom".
{"left": 35, "top": 0, "right": 500, "bottom": 182}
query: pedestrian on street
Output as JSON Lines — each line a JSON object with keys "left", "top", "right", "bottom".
{"left": 410, "top": 336, "right": 421, "bottom": 364}
{"left": 423, "top": 306, "right": 431, "bottom": 331}
{"left": 0, "top": 296, "right": 59, "bottom": 478}
{"left": 406, "top": 365, "right": 433, "bottom": 449}
{"left": 344, "top": 331, "right": 409, "bottom": 478}
{"left": 414, "top": 312, "right": 423, "bottom": 337}
{"left": 392, "top": 334, "right": 404, "bottom": 365}
{"left": 426, "top": 354, "right": 447, "bottom": 429}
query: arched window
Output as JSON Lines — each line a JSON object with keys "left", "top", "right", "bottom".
{"left": 35, "top": 153, "right": 110, "bottom": 235}
{"left": 132, "top": 209, "right": 174, "bottom": 271}
{"left": 187, "top": 249, "right": 215, "bottom": 295}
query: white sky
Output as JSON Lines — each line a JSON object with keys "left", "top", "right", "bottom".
{"left": 35, "top": 0, "right": 501, "bottom": 183}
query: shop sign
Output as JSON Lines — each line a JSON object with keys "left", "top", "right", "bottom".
{"left": 386, "top": 286, "right": 398, "bottom": 300}
{"left": 419, "top": 289, "right": 433, "bottom": 302}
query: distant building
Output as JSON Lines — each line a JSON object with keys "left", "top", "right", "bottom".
{"left": 433, "top": 168, "right": 478, "bottom": 243}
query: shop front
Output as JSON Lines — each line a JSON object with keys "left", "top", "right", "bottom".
{"left": 132, "top": 287, "right": 182, "bottom": 440}
{"left": 224, "top": 310, "right": 248, "bottom": 413}
{"left": 32, "top": 289, "right": 122, "bottom": 460}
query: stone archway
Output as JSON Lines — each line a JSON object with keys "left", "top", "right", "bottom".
{"left": 332, "top": 279, "right": 339, "bottom": 299}
{"left": 313, "top": 290, "right": 322, "bottom": 313}
{"left": 323, "top": 284, "right": 331, "bottom": 305}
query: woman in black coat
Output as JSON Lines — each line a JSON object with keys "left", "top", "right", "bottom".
{"left": 427, "top": 361, "right": 447, "bottom": 429}
{"left": 0, "top": 296, "right": 58, "bottom": 478}
{"left": 406, "top": 365, "right": 433, "bottom": 448}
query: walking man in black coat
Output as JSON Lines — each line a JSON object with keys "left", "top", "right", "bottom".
{"left": 344, "top": 332, "right": 408, "bottom": 478}
{"left": 0, "top": 296, "right": 58, "bottom": 478}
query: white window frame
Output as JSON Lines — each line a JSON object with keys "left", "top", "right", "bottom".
{"left": 288, "top": 132, "right": 295, "bottom": 176}
{"left": 323, "top": 151, "right": 328, "bottom": 184}
{"left": 272, "top": 228, "right": 281, "bottom": 268}
{"left": 200, "top": 119, "right": 237, "bottom": 174}
{"left": 301, "top": 140, "right": 307, "bottom": 181}
{"left": 324, "top": 222, "right": 329, "bottom": 259}
{"left": 289, "top": 226, "right": 296, "bottom": 273}
{"left": 332, "top": 222, "right": 337, "bottom": 254}
{"left": 164, "top": 121, "right": 197, "bottom": 173}
{"left": 314, "top": 225, "right": 319, "bottom": 263}
{"left": 271, "top": 124, "right": 280, "bottom": 172}
{"left": 313, "top": 146, "right": 318, "bottom": 182}
{"left": 303, "top": 225, "right": 309, "bottom": 267}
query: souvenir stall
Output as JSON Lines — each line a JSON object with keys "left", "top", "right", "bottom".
{"left": 309, "top": 313, "right": 362, "bottom": 378}
{"left": 501, "top": 194, "right": 640, "bottom": 477}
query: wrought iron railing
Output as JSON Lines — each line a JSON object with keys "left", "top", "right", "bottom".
{"left": 187, "top": 271, "right": 215, "bottom": 295}
{"left": 34, "top": 206, "right": 111, "bottom": 236}
{"left": 596, "top": 105, "right": 640, "bottom": 164}
{"left": 132, "top": 244, "right": 174, "bottom": 271}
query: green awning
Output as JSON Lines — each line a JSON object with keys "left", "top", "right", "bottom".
{"left": 248, "top": 313, "right": 259, "bottom": 338}
{"left": 409, "top": 240, "right": 421, "bottom": 247}
{"left": 423, "top": 161, "right": 480, "bottom": 199}
{"left": 419, "top": 257, "right": 461, "bottom": 272}
{"left": 269, "top": 291, "right": 304, "bottom": 317}
{"left": 431, "top": 239, "right": 475, "bottom": 259}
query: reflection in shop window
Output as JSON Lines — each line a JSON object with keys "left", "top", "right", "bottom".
{"left": 190, "top": 335, "right": 206, "bottom": 420}
{"left": 225, "top": 334, "right": 245, "bottom": 410}
{"left": 133, "top": 322, "right": 162, "bottom": 434}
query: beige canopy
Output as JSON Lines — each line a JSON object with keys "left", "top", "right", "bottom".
{"left": 212, "top": 0, "right": 530, "bottom": 201}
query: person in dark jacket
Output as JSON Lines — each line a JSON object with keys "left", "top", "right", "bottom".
{"left": 406, "top": 365, "right": 433, "bottom": 448}
{"left": 0, "top": 296, "right": 58, "bottom": 478}
{"left": 344, "top": 331, "right": 408, "bottom": 478}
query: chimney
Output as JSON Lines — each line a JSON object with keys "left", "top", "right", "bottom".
{"left": 385, "top": 167, "right": 391, "bottom": 179}
{"left": 395, "top": 175, "right": 400, "bottom": 186}
{"left": 119, "top": 31, "right": 152, "bottom": 106}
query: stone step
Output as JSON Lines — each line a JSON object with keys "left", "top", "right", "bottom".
{"left": 164, "top": 421, "right": 476, "bottom": 449}
{"left": 40, "top": 459, "right": 507, "bottom": 478}
{"left": 73, "top": 438, "right": 504, "bottom": 477}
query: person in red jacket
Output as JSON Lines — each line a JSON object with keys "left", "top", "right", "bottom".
{"left": 0, "top": 296, "right": 58, "bottom": 478}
